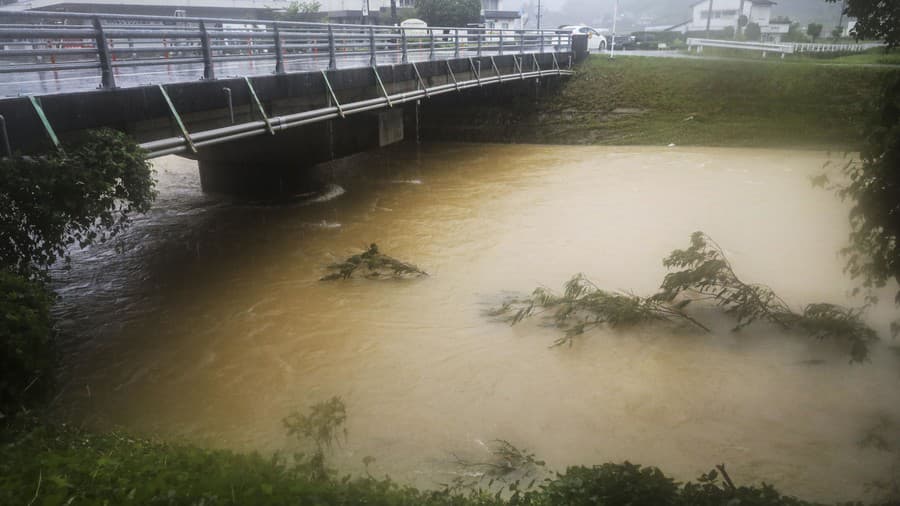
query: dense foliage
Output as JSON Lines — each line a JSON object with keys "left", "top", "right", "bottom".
{"left": 827, "top": 0, "right": 899, "bottom": 48}
{"left": 807, "top": 23, "right": 823, "bottom": 41}
{"left": 414, "top": 0, "right": 481, "bottom": 28}
{"left": 0, "top": 128, "right": 155, "bottom": 278}
{"left": 834, "top": 75, "right": 900, "bottom": 315}
{"left": 0, "top": 272, "right": 54, "bottom": 418}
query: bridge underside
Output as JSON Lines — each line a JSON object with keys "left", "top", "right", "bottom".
{"left": 1, "top": 52, "right": 574, "bottom": 195}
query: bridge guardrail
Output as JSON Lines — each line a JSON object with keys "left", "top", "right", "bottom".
{"left": 686, "top": 38, "right": 794, "bottom": 57}
{"left": 0, "top": 10, "right": 572, "bottom": 96}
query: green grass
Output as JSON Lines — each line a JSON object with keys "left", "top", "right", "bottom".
{"left": 697, "top": 46, "right": 900, "bottom": 66}
{"left": 429, "top": 55, "right": 899, "bottom": 148}
{"left": 533, "top": 55, "right": 899, "bottom": 147}
{"left": 3, "top": 420, "right": 873, "bottom": 506}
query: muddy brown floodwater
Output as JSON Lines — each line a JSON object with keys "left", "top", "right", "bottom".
{"left": 50, "top": 143, "right": 900, "bottom": 502}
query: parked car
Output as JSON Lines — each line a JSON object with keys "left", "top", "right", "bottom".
{"left": 560, "top": 25, "right": 607, "bottom": 52}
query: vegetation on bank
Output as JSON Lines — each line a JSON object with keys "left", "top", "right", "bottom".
{"left": 433, "top": 56, "right": 899, "bottom": 148}
{"left": 550, "top": 56, "right": 898, "bottom": 147}
{"left": 0, "top": 129, "right": 154, "bottom": 418}
{"left": 5, "top": 415, "right": 899, "bottom": 506}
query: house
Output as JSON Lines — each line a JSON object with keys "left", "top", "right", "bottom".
{"left": 687, "top": 0, "right": 775, "bottom": 33}
{"left": 481, "top": 0, "right": 522, "bottom": 30}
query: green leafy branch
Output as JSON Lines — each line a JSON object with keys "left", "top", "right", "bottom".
{"left": 282, "top": 396, "right": 347, "bottom": 480}
{"left": 494, "top": 232, "right": 880, "bottom": 362}
{"left": 320, "top": 244, "right": 428, "bottom": 281}
{"left": 491, "top": 273, "right": 710, "bottom": 348}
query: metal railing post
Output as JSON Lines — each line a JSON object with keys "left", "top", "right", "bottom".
{"left": 92, "top": 17, "right": 116, "bottom": 89}
{"left": 476, "top": 31, "right": 482, "bottom": 57}
{"left": 273, "top": 23, "right": 285, "bottom": 74}
{"left": 454, "top": 29, "right": 460, "bottom": 58}
{"left": 0, "top": 115, "right": 10, "bottom": 158}
{"left": 429, "top": 29, "right": 435, "bottom": 60}
{"left": 519, "top": 30, "right": 525, "bottom": 54}
{"left": 327, "top": 25, "right": 337, "bottom": 70}
{"left": 540, "top": 31, "right": 544, "bottom": 53}
{"left": 199, "top": 21, "right": 215, "bottom": 80}
{"left": 222, "top": 87, "right": 234, "bottom": 124}
{"left": 498, "top": 30, "right": 504, "bottom": 55}
{"left": 401, "top": 28, "right": 408, "bottom": 64}
{"left": 369, "top": 26, "right": 376, "bottom": 66}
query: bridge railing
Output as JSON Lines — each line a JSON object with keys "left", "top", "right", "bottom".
{"left": 686, "top": 38, "right": 794, "bottom": 57}
{"left": 0, "top": 10, "right": 572, "bottom": 95}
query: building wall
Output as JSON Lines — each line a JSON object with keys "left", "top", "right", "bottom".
{"left": 689, "top": 0, "right": 773, "bottom": 32}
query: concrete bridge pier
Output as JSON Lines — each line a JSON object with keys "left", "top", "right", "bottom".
{"left": 195, "top": 106, "right": 406, "bottom": 196}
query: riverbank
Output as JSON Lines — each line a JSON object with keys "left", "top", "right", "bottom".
{"left": 421, "top": 54, "right": 899, "bottom": 148}
{"left": 2, "top": 417, "right": 890, "bottom": 505}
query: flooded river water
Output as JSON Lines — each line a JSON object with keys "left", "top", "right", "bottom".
{"left": 51, "top": 143, "right": 900, "bottom": 501}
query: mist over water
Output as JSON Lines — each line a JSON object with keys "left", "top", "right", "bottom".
{"left": 51, "top": 144, "right": 900, "bottom": 502}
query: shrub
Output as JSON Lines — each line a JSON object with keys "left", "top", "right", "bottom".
{"left": 0, "top": 271, "right": 54, "bottom": 419}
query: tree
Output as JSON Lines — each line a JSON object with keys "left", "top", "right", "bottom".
{"left": 414, "top": 0, "right": 481, "bottom": 27}
{"left": 276, "top": 0, "right": 321, "bottom": 20}
{"left": 744, "top": 22, "right": 761, "bottom": 41}
{"left": 0, "top": 128, "right": 155, "bottom": 278}
{"left": 832, "top": 75, "right": 900, "bottom": 321}
{"left": 784, "top": 22, "right": 809, "bottom": 42}
{"left": 807, "top": 22, "right": 823, "bottom": 41}
{"left": 826, "top": 0, "right": 899, "bottom": 48}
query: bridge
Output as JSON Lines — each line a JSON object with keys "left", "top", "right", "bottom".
{"left": 0, "top": 11, "right": 582, "bottom": 194}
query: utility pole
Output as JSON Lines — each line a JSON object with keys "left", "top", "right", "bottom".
{"left": 736, "top": 0, "right": 745, "bottom": 39}
{"left": 609, "top": 0, "right": 618, "bottom": 59}
{"left": 705, "top": 0, "right": 714, "bottom": 38}
{"left": 537, "top": 0, "right": 542, "bottom": 30}
{"left": 391, "top": 0, "right": 397, "bottom": 25}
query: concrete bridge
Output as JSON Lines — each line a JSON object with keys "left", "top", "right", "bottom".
{"left": 0, "top": 11, "right": 583, "bottom": 194}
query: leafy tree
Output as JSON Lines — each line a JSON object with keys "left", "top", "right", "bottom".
{"left": 414, "top": 0, "right": 481, "bottom": 27}
{"left": 807, "top": 22, "right": 823, "bottom": 41}
{"left": 744, "top": 22, "right": 761, "bottom": 41}
{"left": 784, "top": 22, "right": 809, "bottom": 43}
{"left": 829, "top": 75, "right": 900, "bottom": 323}
{"left": 832, "top": 25, "right": 844, "bottom": 40}
{"left": 0, "top": 271, "right": 54, "bottom": 418}
{"left": 0, "top": 128, "right": 154, "bottom": 278}
{"left": 826, "top": 0, "right": 899, "bottom": 48}
{"left": 281, "top": 0, "right": 321, "bottom": 18}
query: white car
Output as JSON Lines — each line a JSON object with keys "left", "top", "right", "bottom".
{"left": 561, "top": 25, "right": 607, "bottom": 51}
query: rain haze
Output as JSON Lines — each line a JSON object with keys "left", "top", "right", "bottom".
{"left": 0, "top": 0, "right": 898, "bottom": 504}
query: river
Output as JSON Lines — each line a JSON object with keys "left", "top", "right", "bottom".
{"left": 50, "top": 143, "right": 900, "bottom": 502}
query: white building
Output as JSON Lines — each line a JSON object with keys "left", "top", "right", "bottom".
{"left": 481, "top": 0, "right": 522, "bottom": 30}
{"left": 687, "top": 0, "right": 775, "bottom": 33}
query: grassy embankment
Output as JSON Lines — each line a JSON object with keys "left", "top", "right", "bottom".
{"left": 543, "top": 55, "right": 899, "bottom": 147}
{"left": 449, "top": 55, "right": 899, "bottom": 148}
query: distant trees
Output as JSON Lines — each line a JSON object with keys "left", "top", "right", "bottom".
{"left": 807, "top": 22, "right": 823, "bottom": 41}
{"left": 826, "top": 0, "right": 899, "bottom": 48}
{"left": 414, "top": 0, "right": 481, "bottom": 27}
{"left": 784, "top": 22, "right": 808, "bottom": 43}
{"left": 744, "top": 22, "right": 761, "bottom": 41}
{"left": 275, "top": 0, "right": 321, "bottom": 21}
